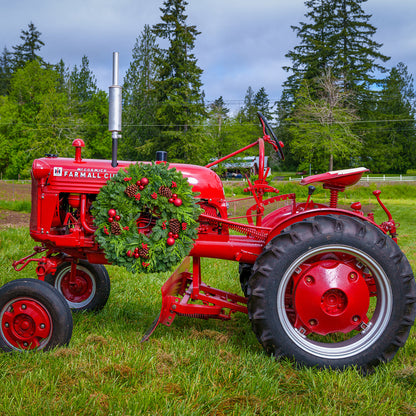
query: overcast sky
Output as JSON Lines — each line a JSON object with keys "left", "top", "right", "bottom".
{"left": 1, "top": 0, "right": 416, "bottom": 111}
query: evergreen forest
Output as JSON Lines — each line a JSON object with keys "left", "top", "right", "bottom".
{"left": 0, "top": 0, "right": 415, "bottom": 179}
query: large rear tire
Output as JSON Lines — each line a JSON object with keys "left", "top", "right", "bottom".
{"left": 248, "top": 215, "right": 416, "bottom": 370}
{"left": 45, "top": 260, "right": 110, "bottom": 312}
{"left": 0, "top": 279, "right": 73, "bottom": 352}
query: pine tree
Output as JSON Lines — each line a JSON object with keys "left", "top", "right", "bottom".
{"left": 151, "top": 0, "right": 206, "bottom": 163}
{"left": 254, "top": 87, "right": 272, "bottom": 120}
{"left": 207, "top": 96, "right": 229, "bottom": 158}
{"left": 12, "top": 22, "right": 46, "bottom": 69}
{"left": 279, "top": 0, "right": 391, "bottom": 171}
{"left": 282, "top": 0, "right": 389, "bottom": 105}
{"left": 362, "top": 63, "right": 416, "bottom": 173}
{"left": 69, "top": 56, "right": 97, "bottom": 103}
{"left": 0, "top": 48, "right": 12, "bottom": 95}
{"left": 282, "top": 0, "right": 336, "bottom": 104}
{"left": 238, "top": 86, "right": 256, "bottom": 123}
{"left": 122, "top": 25, "right": 160, "bottom": 160}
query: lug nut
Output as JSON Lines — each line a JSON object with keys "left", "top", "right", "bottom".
{"left": 349, "top": 272, "right": 358, "bottom": 282}
{"left": 352, "top": 315, "right": 360, "bottom": 322}
{"left": 40, "top": 323, "right": 45, "bottom": 329}
{"left": 21, "top": 304, "right": 27, "bottom": 310}
{"left": 4, "top": 322, "right": 9, "bottom": 328}
{"left": 305, "top": 276, "right": 314, "bottom": 285}
{"left": 309, "top": 319, "right": 317, "bottom": 327}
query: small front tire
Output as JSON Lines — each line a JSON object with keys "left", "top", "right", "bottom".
{"left": 45, "top": 260, "right": 110, "bottom": 312}
{"left": 0, "top": 279, "right": 73, "bottom": 352}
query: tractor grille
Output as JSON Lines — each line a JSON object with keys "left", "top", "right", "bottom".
{"left": 30, "top": 174, "right": 38, "bottom": 231}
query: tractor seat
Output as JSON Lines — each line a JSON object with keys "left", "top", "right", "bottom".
{"left": 300, "top": 167, "right": 369, "bottom": 188}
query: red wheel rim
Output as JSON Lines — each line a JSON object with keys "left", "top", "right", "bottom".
{"left": 1, "top": 298, "right": 52, "bottom": 350}
{"left": 292, "top": 258, "right": 370, "bottom": 335}
{"left": 59, "top": 269, "right": 93, "bottom": 304}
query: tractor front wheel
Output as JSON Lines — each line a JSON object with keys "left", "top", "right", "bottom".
{"left": 0, "top": 279, "right": 73, "bottom": 352}
{"left": 45, "top": 260, "right": 110, "bottom": 312}
{"left": 248, "top": 215, "right": 416, "bottom": 370}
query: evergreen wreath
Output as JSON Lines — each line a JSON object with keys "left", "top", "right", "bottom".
{"left": 92, "top": 162, "right": 202, "bottom": 274}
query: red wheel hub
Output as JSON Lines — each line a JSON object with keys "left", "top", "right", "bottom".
{"left": 60, "top": 271, "right": 93, "bottom": 303}
{"left": 293, "top": 259, "right": 370, "bottom": 335}
{"left": 1, "top": 299, "right": 51, "bottom": 349}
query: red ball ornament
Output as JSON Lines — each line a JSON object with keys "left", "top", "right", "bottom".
{"left": 173, "top": 233, "right": 179, "bottom": 239}
{"left": 108, "top": 217, "right": 114, "bottom": 223}
{"left": 108, "top": 209, "right": 117, "bottom": 218}
{"left": 168, "top": 232, "right": 173, "bottom": 237}
{"left": 115, "top": 215, "right": 121, "bottom": 221}
{"left": 167, "top": 237, "right": 175, "bottom": 246}
{"left": 172, "top": 194, "right": 178, "bottom": 199}
{"left": 134, "top": 252, "right": 140, "bottom": 258}
{"left": 168, "top": 198, "right": 174, "bottom": 203}
{"left": 173, "top": 198, "right": 182, "bottom": 207}
{"left": 127, "top": 250, "right": 132, "bottom": 257}
{"left": 140, "top": 177, "right": 149, "bottom": 186}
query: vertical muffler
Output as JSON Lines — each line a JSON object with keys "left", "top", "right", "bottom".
{"left": 109, "top": 52, "right": 122, "bottom": 168}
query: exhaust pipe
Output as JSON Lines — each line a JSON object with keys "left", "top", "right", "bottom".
{"left": 109, "top": 52, "right": 122, "bottom": 168}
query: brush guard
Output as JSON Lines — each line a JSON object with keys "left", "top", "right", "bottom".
{"left": 141, "top": 256, "right": 248, "bottom": 342}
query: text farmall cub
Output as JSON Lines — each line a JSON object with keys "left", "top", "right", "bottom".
{"left": 1, "top": 54, "right": 415, "bottom": 372}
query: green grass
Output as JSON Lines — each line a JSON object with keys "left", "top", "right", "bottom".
{"left": 0, "top": 194, "right": 416, "bottom": 414}
{"left": 0, "top": 199, "right": 31, "bottom": 213}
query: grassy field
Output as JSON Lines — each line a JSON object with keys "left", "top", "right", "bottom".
{"left": 0, "top": 184, "right": 415, "bottom": 415}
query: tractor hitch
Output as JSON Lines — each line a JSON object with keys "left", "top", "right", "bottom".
{"left": 141, "top": 256, "right": 247, "bottom": 342}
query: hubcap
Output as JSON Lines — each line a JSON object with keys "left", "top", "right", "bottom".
{"left": 56, "top": 265, "right": 96, "bottom": 308}
{"left": 0, "top": 298, "right": 52, "bottom": 350}
{"left": 278, "top": 245, "right": 392, "bottom": 360}
{"left": 293, "top": 260, "right": 369, "bottom": 335}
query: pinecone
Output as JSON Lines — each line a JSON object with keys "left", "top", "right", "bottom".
{"left": 158, "top": 185, "right": 172, "bottom": 198}
{"left": 110, "top": 222, "right": 122, "bottom": 235}
{"left": 169, "top": 218, "right": 181, "bottom": 234}
{"left": 125, "top": 184, "right": 139, "bottom": 197}
{"left": 139, "top": 247, "right": 149, "bottom": 259}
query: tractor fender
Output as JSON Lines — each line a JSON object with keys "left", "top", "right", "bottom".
{"left": 264, "top": 207, "right": 383, "bottom": 245}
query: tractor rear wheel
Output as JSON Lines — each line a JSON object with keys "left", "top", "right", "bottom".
{"left": 248, "top": 215, "right": 416, "bottom": 370}
{"left": 45, "top": 260, "right": 110, "bottom": 312}
{"left": 0, "top": 279, "right": 73, "bottom": 352}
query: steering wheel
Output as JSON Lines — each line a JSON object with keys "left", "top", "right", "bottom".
{"left": 257, "top": 111, "right": 284, "bottom": 160}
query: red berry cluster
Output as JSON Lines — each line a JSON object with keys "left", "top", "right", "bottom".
{"left": 126, "top": 243, "right": 149, "bottom": 259}
{"left": 166, "top": 231, "right": 180, "bottom": 246}
{"left": 108, "top": 208, "right": 121, "bottom": 223}
{"left": 136, "top": 177, "right": 149, "bottom": 190}
{"left": 168, "top": 193, "right": 182, "bottom": 207}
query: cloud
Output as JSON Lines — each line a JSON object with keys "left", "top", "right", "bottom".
{"left": 1, "top": 0, "right": 415, "bottom": 107}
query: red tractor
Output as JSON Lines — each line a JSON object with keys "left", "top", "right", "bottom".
{"left": 1, "top": 55, "right": 415, "bottom": 371}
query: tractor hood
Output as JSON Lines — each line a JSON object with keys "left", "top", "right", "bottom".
{"left": 31, "top": 155, "right": 225, "bottom": 200}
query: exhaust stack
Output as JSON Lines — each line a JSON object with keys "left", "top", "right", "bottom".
{"left": 109, "top": 52, "right": 122, "bottom": 168}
